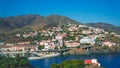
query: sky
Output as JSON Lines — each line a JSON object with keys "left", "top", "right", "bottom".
{"left": 0, "top": 0, "right": 120, "bottom": 26}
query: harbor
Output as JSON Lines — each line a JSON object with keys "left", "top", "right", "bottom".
{"left": 0, "top": 49, "right": 67, "bottom": 59}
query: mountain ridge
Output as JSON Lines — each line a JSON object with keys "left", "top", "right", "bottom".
{"left": 0, "top": 14, "right": 81, "bottom": 32}
{"left": 85, "top": 22, "right": 120, "bottom": 33}
{"left": 0, "top": 14, "right": 120, "bottom": 33}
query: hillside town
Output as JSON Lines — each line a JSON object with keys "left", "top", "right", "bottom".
{"left": 0, "top": 23, "right": 120, "bottom": 55}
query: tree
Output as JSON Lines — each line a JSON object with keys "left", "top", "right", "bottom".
{"left": 50, "top": 63, "right": 59, "bottom": 68}
{"left": 54, "top": 46, "right": 58, "bottom": 50}
{"left": 51, "top": 60, "right": 85, "bottom": 68}
{"left": 30, "top": 41, "right": 36, "bottom": 45}
{"left": 77, "top": 46, "right": 81, "bottom": 49}
{"left": 0, "top": 56, "right": 34, "bottom": 68}
{"left": 38, "top": 45, "right": 44, "bottom": 50}
{"left": 61, "top": 45, "right": 67, "bottom": 49}
{"left": 66, "top": 35, "right": 75, "bottom": 40}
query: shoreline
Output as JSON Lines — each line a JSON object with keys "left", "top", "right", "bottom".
{"left": 66, "top": 52, "right": 120, "bottom": 56}
{"left": 28, "top": 51, "right": 120, "bottom": 60}
{"left": 66, "top": 51, "right": 120, "bottom": 56}
{"left": 1, "top": 48, "right": 120, "bottom": 60}
{"left": 66, "top": 47, "right": 120, "bottom": 55}
{"left": 28, "top": 53, "right": 60, "bottom": 60}
{"left": 29, "top": 52, "right": 120, "bottom": 68}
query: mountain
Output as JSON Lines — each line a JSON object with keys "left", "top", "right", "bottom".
{"left": 1, "top": 14, "right": 119, "bottom": 33}
{"left": 85, "top": 23, "right": 120, "bottom": 33}
{"left": 0, "top": 14, "right": 81, "bottom": 32}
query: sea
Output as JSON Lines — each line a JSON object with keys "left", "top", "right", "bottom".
{"left": 29, "top": 54, "right": 120, "bottom": 68}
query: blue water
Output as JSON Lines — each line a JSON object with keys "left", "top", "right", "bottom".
{"left": 29, "top": 54, "right": 120, "bottom": 68}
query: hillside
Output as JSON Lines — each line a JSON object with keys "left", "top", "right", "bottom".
{"left": 1, "top": 14, "right": 119, "bottom": 33}
{"left": 0, "top": 14, "right": 81, "bottom": 32}
{"left": 85, "top": 23, "right": 120, "bottom": 33}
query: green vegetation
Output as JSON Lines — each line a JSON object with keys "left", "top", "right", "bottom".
{"left": 51, "top": 60, "right": 85, "bottom": 68}
{"left": 77, "top": 45, "right": 81, "bottom": 49}
{"left": 66, "top": 35, "right": 75, "bottom": 40}
{"left": 0, "top": 56, "right": 34, "bottom": 68}
{"left": 104, "top": 35, "right": 120, "bottom": 44}
{"left": 51, "top": 60, "right": 102, "bottom": 68}
{"left": 38, "top": 45, "right": 44, "bottom": 50}
{"left": 54, "top": 46, "right": 58, "bottom": 50}
{"left": 0, "top": 14, "right": 80, "bottom": 41}
{"left": 61, "top": 45, "right": 67, "bottom": 49}
{"left": 30, "top": 41, "right": 37, "bottom": 45}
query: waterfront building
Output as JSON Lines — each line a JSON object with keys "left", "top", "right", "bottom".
{"left": 84, "top": 59, "right": 101, "bottom": 67}
{"left": 80, "top": 36, "right": 97, "bottom": 45}
{"left": 0, "top": 45, "right": 38, "bottom": 52}
{"left": 65, "top": 41, "right": 80, "bottom": 47}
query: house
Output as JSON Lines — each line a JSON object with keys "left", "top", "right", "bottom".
{"left": 23, "top": 33, "right": 29, "bottom": 38}
{"left": 68, "top": 25, "right": 79, "bottom": 31}
{"left": 16, "top": 34, "right": 21, "bottom": 37}
{"left": 0, "top": 46, "right": 13, "bottom": 51}
{"left": 94, "top": 28, "right": 104, "bottom": 33}
{"left": 0, "top": 45, "right": 38, "bottom": 52}
{"left": 75, "top": 36, "right": 79, "bottom": 41}
{"left": 104, "top": 31, "right": 109, "bottom": 35}
{"left": 11, "top": 45, "right": 25, "bottom": 51}
{"left": 57, "top": 33, "right": 67, "bottom": 37}
{"left": 80, "top": 36, "right": 97, "bottom": 45}
{"left": 40, "top": 40, "right": 55, "bottom": 50}
{"left": 79, "top": 25, "right": 86, "bottom": 28}
{"left": 84, "top": 59, "right": 100, "bottom": 67}
{"left": 82, "top": 30, "right": 92, "bottom": 34}
{"left": 110, "top": 32, "right": 116, "bottom": 35}
{"left": 17, "top": 42, "right": 30, "bottom": 45}
{"left": 56, "top": 33, "right": 67, "bottom": 47}
{"left": 44, "top": 42, "right": 55, "bottom": 50}
{"left": 114, "top": 35, "right": 120, "bottom": 37}
{"left": 102, "top": 41, "right": 116, "bottom": 47}
{"left": 39, "top": 40, "right": 51, "bottom": 45}
{"left": 6, "top": 43, "right": 14, "bottom": 46}
{"left": 65, "top": 41, "right": 80, "bottom": 47}
{"left": 84, "top": 59, "right": 91, "bottom": 64}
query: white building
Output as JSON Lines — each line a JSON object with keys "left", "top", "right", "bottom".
{"left": 80, "top": 36, "right": 97, "bottom": 45}
{"left": 102, "top": 41, "right": 116, "bottom": 47}
{"left": 56, "top": 35, "right": 63, "bottom": 47}
{"left": 65, "top": 41, "right": 80, "bottom": 47}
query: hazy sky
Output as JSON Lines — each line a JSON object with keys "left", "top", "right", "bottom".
{"left": 0, "top": 0, "right": 120, "bottom": 26}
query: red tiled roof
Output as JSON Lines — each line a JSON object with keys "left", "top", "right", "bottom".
{"left": 84, "top": 60, "right": 92, "bottom": 64}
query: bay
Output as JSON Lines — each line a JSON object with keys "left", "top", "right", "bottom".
{"left": 29, "top": 54, "right": 120, "bottom": 68}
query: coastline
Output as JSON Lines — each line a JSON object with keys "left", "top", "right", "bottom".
{"left": 28, "top": 51, "right": 120, "bottom": 60}
{"left": 28, "top": 53, "right": 60, "bottom": 60}
{"left": 28, "top": 47, "right": 120, "bottom": 60}
{"left": 65, "top": 47, "right": 120, "bottom": 56}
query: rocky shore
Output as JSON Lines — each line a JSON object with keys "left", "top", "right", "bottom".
{"left": 66, "top": 46, "right": 120, "bottom": 55}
